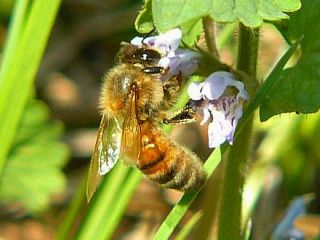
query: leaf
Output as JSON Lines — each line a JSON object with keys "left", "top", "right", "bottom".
{"left": 135, "top": 0, "right": 154, "bottom": 33}
{"left": 136, "top": 0, "right": 203, "bottom": 44}
{"left": 260, "top": 0, "right": 320, "bottom": 121}
{"left": 152, "top": 0, "right": 210, "bottom": 32}
{"left": 180, "top": 18, "right": 203, "bottom": 47}
{"left": 175, "top": 211, "right": 202, "bottom": 240}
{"left": 74, "top": 165, "right": 141, "bottom": 240}
{"left": 211, "top": 0, "right": 301, "bottom": 27}
{"left": 0, "top": 100, "right": 69, "bottom": 212}
{"left": 151, "top": 0, "right": 301, "bottom": 31}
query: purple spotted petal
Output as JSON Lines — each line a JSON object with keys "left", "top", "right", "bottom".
{"left": 207, "top": 107, "right": 236, "bottom": 148}
{"left": 205, "top": 96, "right": 243, "bottom": 148}
{"left": 206, "top": 99, "right": 239, "bottom": 148}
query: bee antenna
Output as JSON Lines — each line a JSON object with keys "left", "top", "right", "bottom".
{"left": 142, "top": 28, "right": 156, "bottom": 45}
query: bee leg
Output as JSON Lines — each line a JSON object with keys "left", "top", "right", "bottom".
{"left": 163, "top": 99, "right": 202, "bottom": 125}
{"left": 160, "top": 73, "right": 182, "bottom": 111}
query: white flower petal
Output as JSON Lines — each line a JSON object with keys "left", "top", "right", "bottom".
{"left": 130, "top": 29, "right": 200, "bottom": 81}
{"left": 132, "top": 28, "right": 182, "bottom": 55}
{"left": 157, "top": 28, "right": 182, "bottom": 51}
{"left": 202, "top": 73, "right": 228, "bottom": 100}
{"left": 188, "top": 82, "right": 202, "bottom": 100}
{"left": 175, "top": 49, "right": 200, "bottom": 77}
{"left": 208, "top": 120, "right": 227, "bottom": 148}
{"left": 158, "top": 57, "right": 171, "bottom": 69}
{"left": 200, "top": 71, "right": 249, "bottom": 101}
{"left": 188, "top": 71, "right": 249, "bottom": 148}
{"left": 130, "top": 36, "right": 144, "bottom": 46}
{"left": 200, "top": 107, "right": 211, "bottom": 125}
{"left": 207, "top": 108, "right": 235, "bottom": 148}
{"left": 201, "top": 71, "right": 235, "bottom": 100}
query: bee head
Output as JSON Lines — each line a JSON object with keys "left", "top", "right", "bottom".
{"left": 118, "top": 42, "right": 161, "bottom": 66}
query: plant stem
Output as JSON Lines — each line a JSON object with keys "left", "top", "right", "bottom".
{"left": 192, "top": 164, "right": 223, "bottom": 239}
{"left": 202, "top": 16, "right": 219, "bottom": 58}
{"left": 217, "top": 23, "right": 259, "bottom": 240}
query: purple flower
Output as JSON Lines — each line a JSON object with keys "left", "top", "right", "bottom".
{"left": 130, "top": 28, "right": 200, "bottom": 80}
{"left": 188, "top": 71, "right": 248, "bottom": 148}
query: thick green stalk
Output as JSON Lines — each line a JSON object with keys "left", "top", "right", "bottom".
{"left": 217, "top": 24, "right": 259, "bottom": 240}
{"left": 0, "top": 0, "right": 61, "bottom": 173}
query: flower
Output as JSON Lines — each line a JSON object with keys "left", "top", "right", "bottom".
{"left": 188, "top": 71, "right": 248, "bottom": 148}
{"left": 130, "top": 28, "right": 200, "bottom": 80}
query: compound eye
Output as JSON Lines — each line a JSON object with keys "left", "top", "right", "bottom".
{"left": 133, "top": 49, "right": 161, "bottom": 64}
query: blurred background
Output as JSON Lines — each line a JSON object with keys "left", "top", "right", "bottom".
{"left": 0, "top": 0, "right": 319, "bottom": 239}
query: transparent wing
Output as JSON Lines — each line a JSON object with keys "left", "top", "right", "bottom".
{"left": 86, "top": 114, "right": 121, "bottom": 202}
{"left": 120, "top": 88, "right": 141, "bottom": 165}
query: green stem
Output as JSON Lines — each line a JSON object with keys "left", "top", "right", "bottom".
{"left": 202, "top": 16, "right": 219, "bottom": 58}
{"left": 56, "top": 175, "right": 86, "bottom": 240}
{"left": 192, "top": 164, "right": 223, "bottom": 239}
{"left": 217, "top": 23, "right": 259, "bottom": 240}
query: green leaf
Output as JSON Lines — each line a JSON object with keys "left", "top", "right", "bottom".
{"left": 74, "top": 164, "right": 141, "bottom": 240}
{"left": 175, "top": 211, "right": 202, "bottom": 240}
{"left": 275, "top": 0, "right": 301, "bottom": 12}
{"left": 152, "top": 0, "right": 210, "bottom": 32}
{"left": 260, "top": 0, "right": 320, "bottom": 121}
{"left": 211, "top": 0, "right": 301, "bottom": 27}
{"left": 151, "top": 0, "right": 301, "bottom": 31}
{"left": 0, "top": 100, "right": 69, "bottom": 212}
{"left": 180, "top": 18, "right": 203, "bottom": 47}
{"left": 135, "top": 0, "right": 154, "bottom": 33}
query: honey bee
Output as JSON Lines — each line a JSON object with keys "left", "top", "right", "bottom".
{"left": 86, "top": 42, "right": 206, "bottom": 202}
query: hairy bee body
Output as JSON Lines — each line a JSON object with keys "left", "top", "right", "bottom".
{"left": 100, "top": 64, "right": 164, "bottom": 121}
{"left": 86, "top": 43, "right": 205, "bottom": 201}
{"left": 138, "top": 121, "right": 205, "bottom": 191}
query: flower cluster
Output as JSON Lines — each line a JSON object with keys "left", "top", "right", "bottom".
{"left": 130, "top": 28, "right": 200, "bottom": 80}
{"left": 188, "top": 71, "right": 248, "bottom": 148}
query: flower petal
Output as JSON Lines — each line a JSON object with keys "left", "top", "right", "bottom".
{"left": 199, "top": 71, "right": 249, "bottom": 101}
{"left": 188, "top": 82, "right": 202, "bottom": 100}
{"left": 130, "top": 28, "right": 182, "bottom": 55}
{"left": 130, "top": 36, "right": 144, "bottom": 46}
{"left": 188, "top": 71, "right": 248, "bottom": 148}
{"left": 201, "top": 71, "right": 234, "bottom": 100}
{"left": 160, "top": 49, "right": 200, "bottom": 81}
{"left": 200, "top": 107, "right": 211, "bottom": 125}
{"left": 205, "top": 95, "right": 244, "bottom": 147}
{"left": 208, "top": 119, "right": 228, "bottom": 148}
{"left": 175, "top": 49, "right": 200, "bottom": 77}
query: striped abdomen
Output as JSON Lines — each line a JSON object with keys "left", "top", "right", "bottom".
{"left": 137, "top": 121, "right": 206, "bottom": 191}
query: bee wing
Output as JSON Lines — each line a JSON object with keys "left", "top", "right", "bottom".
{"left": 120, "top": 88, "right": 141, "bottom": 165}
{"left": 86, "top": 114, "right": 121, "bottom": 202}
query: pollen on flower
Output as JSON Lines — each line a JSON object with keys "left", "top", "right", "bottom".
{"left": 188, "top": 71, "right": 248, "bottom": 148}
